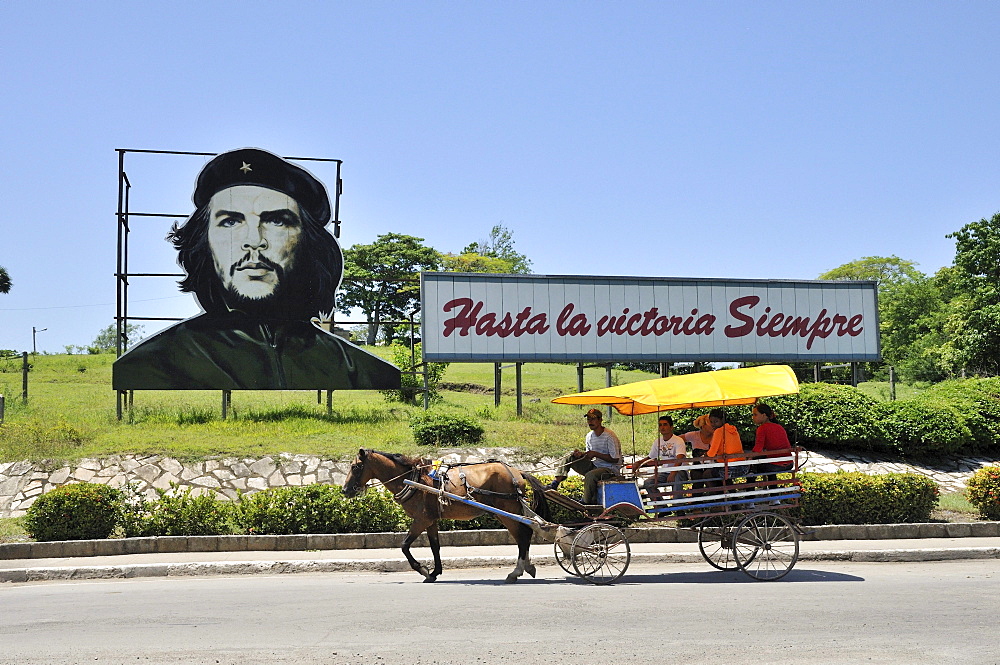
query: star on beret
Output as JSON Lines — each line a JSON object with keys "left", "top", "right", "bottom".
{"left": 240, "top": 162, "right": 252, "bottom": 174}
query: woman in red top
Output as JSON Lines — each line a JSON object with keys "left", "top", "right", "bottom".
{"left": 751, "top": 403, "right": 792, "bottom": 481}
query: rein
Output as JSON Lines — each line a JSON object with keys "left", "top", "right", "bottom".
{"left": 359, "top": 453, "right": 526, "bottom": 507}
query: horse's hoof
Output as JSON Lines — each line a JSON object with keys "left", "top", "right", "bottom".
{"left": 504, "top": 574, "right": 519, "bottom": 584}
{"left": 423, "top": 576, "right": 437, "bottom": 583}
{"left": 525, "top": 564, "right": 537, "bottom": 578}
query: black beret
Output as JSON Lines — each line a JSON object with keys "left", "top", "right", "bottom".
{"left": 193, "top": 148, "right": 331, "bottom": 225}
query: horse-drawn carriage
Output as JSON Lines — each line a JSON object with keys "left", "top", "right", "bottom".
{"left": 343, "top": 365, "right": 804, "bottom": 585}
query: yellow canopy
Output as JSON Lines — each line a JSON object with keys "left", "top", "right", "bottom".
{"left": 551, "top": 364, "right": 799, "bottom": 416}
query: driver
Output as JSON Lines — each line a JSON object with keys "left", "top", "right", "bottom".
{"left": 545, "top": 408, "right": 622, "bottom": 505}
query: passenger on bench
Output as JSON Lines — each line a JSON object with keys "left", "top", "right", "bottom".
{"left": 630, "top": 415, "right": 688, "bottom": 499}
{"left": 704, "top": 408, "right": 746, "bottom": 489}
{"left": 682, "top": 414, "right": 715, "bottom": 489}
{"left": 751, "top": 403, "right": 793, "bottom": 484}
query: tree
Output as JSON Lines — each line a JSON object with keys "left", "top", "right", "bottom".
{"left": 819, "top": 256, "right": 927, "bottom": 379}
{"left": 879, "top": 269, "right": 960, "bottom": 381}
{"left": 462, "top": 224, "right": 532, "bottom": 274}
{"left": 440, "top": 252, "right": 514, "bottom": 274}
{"left": 818, "top": 255, "right": 923, "bottom": 291}
{"left": 946, "top": 212, "right": 1000, "bottom": 375}
{"left": 0, "top": 266, "right": 11, "bottom": 294}
{"left": 89, "top": 323, "right": 146, "bottom": 354}
{"left": 339, "top": 233, "right": 441, "bottom": 345}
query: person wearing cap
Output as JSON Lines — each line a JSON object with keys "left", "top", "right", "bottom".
{"left": 112, "top": 148, "right": 401, "bottom": 391}
{"left": 545, "top": 408, "right": 622, "bottom": 505}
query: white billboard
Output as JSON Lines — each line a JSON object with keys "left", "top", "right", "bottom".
{"left": 421, "top": 273, "right": 880, "bottom": 362}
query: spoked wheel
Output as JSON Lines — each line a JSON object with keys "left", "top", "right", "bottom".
{"left": 733, "top": 512, "right": 799, "bottom": 581}
{"left": 697, "top": 514, "right": 747, "bottom": 571}
{"left": 554, "top": 536, "right": 578, "bottom": 576}
{"left": 570, "top": 523, "right": 631, "bottom": 585}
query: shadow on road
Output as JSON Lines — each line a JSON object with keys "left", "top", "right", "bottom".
{"left": 427, "top": 566, "right": 864, "bottom": 586}
{"left": 556, "top": 567, "right": 866, "bottom": 585}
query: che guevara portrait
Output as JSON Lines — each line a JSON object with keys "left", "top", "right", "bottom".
{"left": 112, "top": 148, "right": 401, "bottom": 391}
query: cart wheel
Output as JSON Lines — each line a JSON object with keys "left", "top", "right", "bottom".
{"left": 733, "top": 512, "right": 799, "bottom": 581}
{"left": 554, "top": 538, "right": 578, "bottom": 576}
{"left": 570, "top": 523, "right": 631, "bottom": 585}
{"left": 697, "top": 514, "right": 746, "bottom": 571}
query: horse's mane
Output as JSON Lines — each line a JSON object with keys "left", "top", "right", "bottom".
{"left": 371, "top": 450, "right": 422, "bottom": 468}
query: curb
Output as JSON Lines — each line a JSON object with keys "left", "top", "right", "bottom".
{"left": 4, "top": 522, "right": 1000, "bottom": 561}
{"left": 3, "top": 547, "right": 1000, "bottom": 584}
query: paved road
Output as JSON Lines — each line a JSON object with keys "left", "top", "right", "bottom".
{"left": 2, "top": 559, "right": 998, "bottom": 664}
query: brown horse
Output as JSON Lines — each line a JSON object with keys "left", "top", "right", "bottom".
{"left": 342, "top": 448, "right": 551, "bottom": 583}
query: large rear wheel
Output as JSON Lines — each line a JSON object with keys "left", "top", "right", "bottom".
{"left": 570, "top": 523, "right": 631, "bottom": 585}
{"left": 733, "top": 512, "right": 799, "bottom": 581}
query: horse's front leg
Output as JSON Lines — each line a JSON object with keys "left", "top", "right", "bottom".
{"left": 503, "top": 520, "right": 535, "bottom": 584}
{"left": 425, "top": 523, "right": 442, "bottom": 583}
{"left": 401, "top": 520, "right": 433, "bottom": 581}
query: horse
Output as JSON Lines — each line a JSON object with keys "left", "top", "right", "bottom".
{"left": 342, "top": 448, "right": 551, "bottom": 583}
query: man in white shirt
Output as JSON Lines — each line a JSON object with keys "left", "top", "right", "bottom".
{"left": 546, "top": 408, "right": 622, "bottom": 505}
{"left": 630, "top": 415, "right": 688, "bottom": 498}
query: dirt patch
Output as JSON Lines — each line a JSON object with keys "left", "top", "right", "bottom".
{"left": 439, "top": 382, "right": 494, "bottom": 394}
{"left": 929, "top": 508, "right": 981, "bottom": 523}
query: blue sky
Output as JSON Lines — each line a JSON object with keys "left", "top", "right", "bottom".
{"left": 2, "top": 2, "right": 999, "bottom": 354}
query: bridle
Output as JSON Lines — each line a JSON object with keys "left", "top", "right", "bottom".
{"left": 344, "top": 455, "right": 368, "bottom": 497}
{"left": 345, "top": 449, "right": 422, "bottom": 500}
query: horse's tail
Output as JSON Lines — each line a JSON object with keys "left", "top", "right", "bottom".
{"left": 523, "top": 473, "right": 552, "bottom": 522}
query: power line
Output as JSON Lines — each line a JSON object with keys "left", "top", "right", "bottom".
{"left": 0, "top": 295, "right": 190, "bottom": 312}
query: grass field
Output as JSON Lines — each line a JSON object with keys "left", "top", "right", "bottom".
{"left": 0, "top": 352, "right": 938, "bottom": 466}
{"left": 0, "top": 351, "right": 670, "bottom": 464}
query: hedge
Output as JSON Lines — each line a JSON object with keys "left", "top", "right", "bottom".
{"left": 120, "top": 483, "right": 234, "bottom": 537}
{"left": 15, "top": 471, "right": 950, "bottom": 541}
{"left": 742, "top": 380, "right": 1000, "bottom": 456}
{"left": 793, "top": 471, "right": 938, "bottom": 526}
{"left": 410, "top": 411, "right": 485, "bottom": 447}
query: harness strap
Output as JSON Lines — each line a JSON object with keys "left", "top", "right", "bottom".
{"left": 393, "top": 466, "right": 425, "bottom": 503}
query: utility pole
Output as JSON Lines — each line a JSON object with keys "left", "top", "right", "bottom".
{"left": 32, "top": 327, "right": 47, "bottom": 354}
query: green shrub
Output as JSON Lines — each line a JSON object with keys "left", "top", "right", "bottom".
{"left": 915, "top": 379, "right": 1000, "bottom": 453}
{"left": 875, "top": 400, "right": 970, "bottom": 456}
{"left": 338, "top": 486, "right": 409, "bottom": 533}
{"left": 773, "top": 383, "right": 885, "bottom": 450}
{"left": 124, "top": 483, "right": 234, "bottom": 537}
{"left": 410, "top": 411, "right": 484, "bottom": 447}
{"left": 965, "top": 465, "right": 1000, "bottom": 521}
{"left": 437, "top": 512, "right": 504, "bottom": 531}
{"left": 534, "top": 475, "right": 588, "bottom": 524}
{"left": 234, "top": 485, "right": 340, "bottom": 535}
{"left": 795, "top": 471, "right": 938, "bottom": 525}
{"left": 235, "top": 484, "right": 406, "bottom": 535}
{"left": 235, "top": 484, "right": 407, "bottom": 534}
{"left": 23, "top": 483, "right": 123, "bottom": 541}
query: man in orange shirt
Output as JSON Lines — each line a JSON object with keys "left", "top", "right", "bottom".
{"left": 704, "top": 408, "right": 747, "bottom": 488}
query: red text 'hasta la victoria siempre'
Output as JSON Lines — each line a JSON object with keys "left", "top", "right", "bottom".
{"left": 439, "top": 295, "right": 864, "bottom": 350}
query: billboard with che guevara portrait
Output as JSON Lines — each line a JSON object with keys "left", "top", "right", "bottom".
{"left": 112, "top": 148, "right": 401, "bottom": 391}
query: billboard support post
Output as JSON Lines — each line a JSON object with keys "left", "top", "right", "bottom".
{"left": 515, "top": 363, "right": 523, "bottom": 416}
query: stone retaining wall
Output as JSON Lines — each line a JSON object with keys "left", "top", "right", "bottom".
{"left": 2, "top": 448, "right": 999, "bottom": 518}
